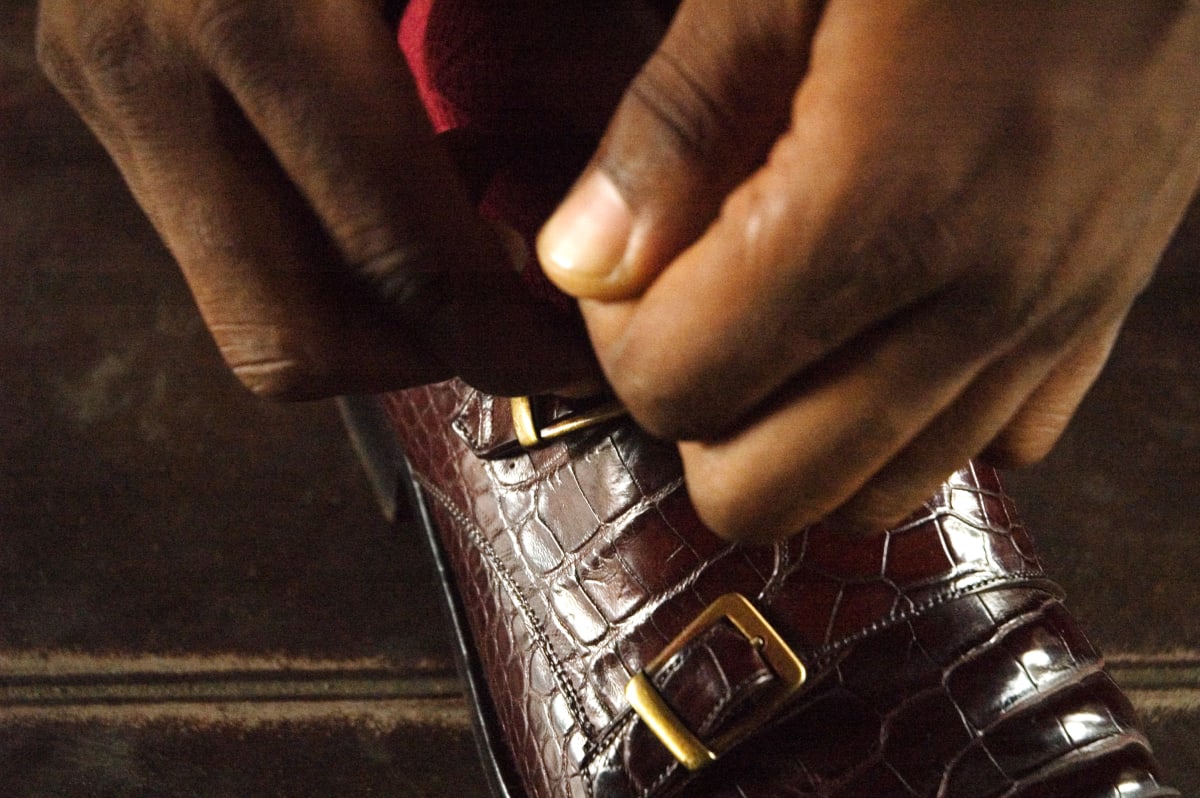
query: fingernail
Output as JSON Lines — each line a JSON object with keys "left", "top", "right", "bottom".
{"left": 537, "top": 170, "right": 631, "bottom": 294}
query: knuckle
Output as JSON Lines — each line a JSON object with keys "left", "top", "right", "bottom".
{"left": 192, "top": 0, "right": 267, "bottom": 48}
{"left": 70, "top": 6, "right": 163, "bottom": 102}
{"left": 191, "top": 0, "right": 295, "bottom": 88}
{"left": 229, "top": 356, "right": 328, "bottom": 401}
{"left": 34, "top": 8, "right": 81, "bottom": 90}
{"left": 213, "top": 324, "right": 333, "bottom": 401}
{"left": 883, "top": 210, "right": 961, "bottom": 288}
{"left": 852, "top": 209, "right": 962, "bottom": 304}
{"left": 346, "top": 238, "right": 452, "bottom": 321}
{"left": 933, "top": 243, "right": 1118, "bottom": 352}
{"left": 35, "top": 3, "right": 174, "bottom": 135}
{"left": 618, "top": 1, "right": 802, "bottom": 177}
{"left": 931, "top": 273, "right": 1044, "bottom": 353}
{"left": 625, "top": 50, "right": 733, "bottom": 171}
{"left": 338, "top": 217, "right": 431, "bottom": 274}
{"left": 36, "top": 46, "right": 101, "bottom": 125}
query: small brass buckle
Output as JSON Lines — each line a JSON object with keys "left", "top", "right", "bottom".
{"left": 510, "top": 395, "right": 626, "bottom": 449}
{"left": 624, "top": 593, "right": 807, "bottom": 771}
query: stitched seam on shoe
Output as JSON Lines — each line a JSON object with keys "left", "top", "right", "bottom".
{"left": 639, "top": 758, "right": 680, "bottom": 798}
{"left": 587, "top": 575, "right": 1059, "bottom": 796}
{"left": 804, "top": 572, "right": 1058, "bottom": 670}
{"left": 416, "top": 475, "right": 597, "bottom": 744}
{"left": 951, "top": 600, "right": 1111, "bottom": 726}
{"left": 597, "top": 573, "right": 1058, "bottom": 795}
{"left": 589, "top": 713, "right": 635, "bottom": 775}
{"left": 631, "top": 651, "right": 851, "bottom": 796}
{"left": 697, "top": 667, "right": 776, "bottom": 741}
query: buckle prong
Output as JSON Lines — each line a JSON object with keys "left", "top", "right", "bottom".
{"left": 624, "top": 593, "right": 807, "bottom": 771}
{"left": 510, "top": 396, "right": 626, "bottom": 449}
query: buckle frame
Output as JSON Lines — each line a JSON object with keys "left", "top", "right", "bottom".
{"left": 510, "top": 396, "right": 626, "bottom": 449}
{"left": 624, "top": 593, "right": 807, "bottom": 771}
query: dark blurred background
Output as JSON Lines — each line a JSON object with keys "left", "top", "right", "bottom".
{"left": 2, "top": 2, "right": 1198, "bottom": 794}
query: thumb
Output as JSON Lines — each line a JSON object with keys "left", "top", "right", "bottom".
{"left": 537, "top": 0, "right": 822, "bottom": 301}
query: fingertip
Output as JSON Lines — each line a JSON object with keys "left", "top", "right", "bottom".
{"left": 978, "top": 430, "right": 1057, "bottom": 470}
{"left": 823, "top": 473, "right": 950, "bottom": 539}
{"left": 693, "top": 502, "right": 789, "bottom": 547}
{"left": 537, "top": 169, "right": 638, "bottom": 300}
{"left": 822, "top": 505, "right": 915, "bottom": 540}
{"left": 680, "top": 442, "right": 817, "bottom": 546}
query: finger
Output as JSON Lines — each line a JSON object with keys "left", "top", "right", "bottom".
{"left": 824, "top": 336, "right": 1082, "bottom": 536}
{"left": 981, "top": 317, "right": 1124, "bottom": 469}
{"left": 551, "top": 0, "right": 1026, "bottom": 438}
{"left": 119, "top": 85, "right": 463, "bottom": 397}
{"left": 537, "top": 0, "right": 821, "bottom": 300}
{"left": 179, "top": 0, "right": 597, "bottom": 395}
{"left": 680, "top": 295, "right": 1128, "bottom": 543}
{"left": 827, "top": 312, "right": 1128, "bottom": 534}
{"left": 35, "top": 2, "right": 142, "bottom": 164}
{"left": 673, "top": 283, "right": 1029, "bottom": 543}
{"left": 572, "top": 119, "right": 974, "bottom": 440}
{"left": 37, "top": 2, "right": 468, "bottom": 398}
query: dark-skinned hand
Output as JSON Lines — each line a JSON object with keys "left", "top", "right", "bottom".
{"left": 539, "top": 0, "right": 1200, "bottom": 540}
{"left": 35, "top": 0, "right": 661, "bottom": 399}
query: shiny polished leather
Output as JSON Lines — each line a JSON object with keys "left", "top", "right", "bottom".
{"left": 383, "top": 381, "right": 1177, "bottom": 798}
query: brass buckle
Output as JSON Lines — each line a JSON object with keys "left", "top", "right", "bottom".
{"left": 624, "top": 593, "right": 807, "bottom": 771}
{"left": 510, "top": 395, "right": 626, "bottom": 449}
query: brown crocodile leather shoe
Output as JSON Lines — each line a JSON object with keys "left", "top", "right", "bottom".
{"left": 378, "top": 384, "right": 1179, "bottom": 798}
{"left": 383, "top": 5, "right": 1182, "bottom": 794}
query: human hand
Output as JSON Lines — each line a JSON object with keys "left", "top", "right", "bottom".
{"left": 34, "top": 0, "right": 604, "bottom": 400}
{"left": 538, "top": 1, "right": 1200, "bottom": 540}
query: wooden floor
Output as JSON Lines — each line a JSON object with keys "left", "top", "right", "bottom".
{"left": 3, "top": 2, "right": 1198, "bottom": 793}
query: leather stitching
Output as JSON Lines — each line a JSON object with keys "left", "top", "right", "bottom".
{"left": 623, "top": 575, "right": 1061, "bottom": 796}
{"left": 416, "top": 473, "right": 598, "bottom": 743}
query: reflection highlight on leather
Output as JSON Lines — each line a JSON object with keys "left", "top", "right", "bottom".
{"left": 386, "top": 380, "right": 1176, "bottom": 797}
{"left": 1061, "top": 711, "right": 1111, "bottom": 743}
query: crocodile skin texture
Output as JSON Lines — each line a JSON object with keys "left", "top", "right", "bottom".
{"left": 384, "top": 381, "right": 1177, "bottom": 798}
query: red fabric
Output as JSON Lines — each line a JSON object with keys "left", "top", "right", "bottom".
{"left": 397, "top": 0, "right": 449, "bottom": 131}
{"left": 399, "top": 0, "right": 490, "bottom": 134}
{"left": 395, "top": 3, "right": 661, "bottom": 308}
{"left": 397, "top": 0, "right": 584, "bottom": 305}
{"left": 401, "top": 0, "right": 568, "bottom": 138}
